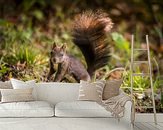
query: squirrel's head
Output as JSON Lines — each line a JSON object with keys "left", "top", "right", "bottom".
{"left": 50, "top": 42, "right": 66, "bottom": 64}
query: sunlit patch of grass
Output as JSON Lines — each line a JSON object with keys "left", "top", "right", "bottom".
{"left": 13, "top": 46, "right": 37, "bottom": 66}
{"left": 0, "top": 63, "right": 10, "bottom": 77}
{"left": 122, "top": 70, "right": 150, "bottom": 92}
{"left": 10, "top": 44, "right": 48, "bottom": 67}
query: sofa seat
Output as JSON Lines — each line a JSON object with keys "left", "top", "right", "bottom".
{"left": 0, "top": 117, "right": 131, "bottom": 130}
{"left": 0, "top": 101, "right": 54, "bottom": 117}
{"left": 55, "top": 101, "right": 112, "bottom": 117}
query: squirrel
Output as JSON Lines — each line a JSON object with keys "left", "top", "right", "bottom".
{"left": 47, "top": 10, "right": 113, "bottom": 82}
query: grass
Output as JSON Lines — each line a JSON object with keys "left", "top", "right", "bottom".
{"left": 12, "top": 45, "right": 37, "bottom": 66}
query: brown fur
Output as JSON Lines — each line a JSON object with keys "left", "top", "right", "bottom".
{"left": 47, "top": 10, "right": 113, "bottom": 82}
{"left": 47, "top": 43, "right": 90, "bottom": 82}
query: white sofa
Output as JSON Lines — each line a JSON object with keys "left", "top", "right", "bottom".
{"left": 0, "top": 82, "right": 133, "bottom": 130}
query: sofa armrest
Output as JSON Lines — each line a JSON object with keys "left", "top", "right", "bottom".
{"left": 121, "top": 101, "right": 133, "bottom": 123}
{"left": 117, "top": 100, "right": 134, "bottom": 129}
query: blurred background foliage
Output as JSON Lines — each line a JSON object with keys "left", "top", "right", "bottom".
{"left": 0, "top": 0, "right": 163, "bottom": 112}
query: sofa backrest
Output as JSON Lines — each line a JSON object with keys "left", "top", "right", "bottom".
{"left": 36, "top": 82, "right": 80, "bottom": 105}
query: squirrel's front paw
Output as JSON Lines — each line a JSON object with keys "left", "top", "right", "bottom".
{"left": 46, "top": 76, "right": 51, "bottom": 82}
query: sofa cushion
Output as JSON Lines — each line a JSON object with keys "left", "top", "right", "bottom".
{"left": 0, "top": 101, "right": 54, "bottom": 117}
{"left": 55, "top": 101, "right": 112, "bottom": 117}
{"left": 10, "top": 78, "right": 38, "bottom": 100}
{"left": 78, "top": 80, "right": 105, "bottom": 102}
{"left": 0, "top": 88, "right": 34, "bottom": 103}
{"left": 0, "top": 81, "right": 13, "bottom": 101}
{"left": 0, "top": 81, "right": 12, "bottom": 89}
{"left": 103, "top": 79, "right": 122, "bottom": 100}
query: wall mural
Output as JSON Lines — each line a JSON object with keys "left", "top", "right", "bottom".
{"left": 0, "top": 0, "right": 162, "bottom": 113}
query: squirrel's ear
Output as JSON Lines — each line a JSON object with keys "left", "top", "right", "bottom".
{"left": 52, "top": 42, "right": 56, "bottom": 49}
{"left": 61, "top": 44, "right": 66, "bottom": 50}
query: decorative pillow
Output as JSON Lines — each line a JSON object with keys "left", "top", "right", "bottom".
{"left": 0, "top": 81, "right": 13, "bottom": 101}
{"left": 78, "top": 80, "right": 106, "bottom": 102}
{"left": 10, "top": 78, "right": 37, "bottom": 100}
{"left": 0, "top": 81, "right": 12, "bottom": 89}
{"left": 102, "top": 79, "right": 122, "bottom": 100}
{"left": 0, "top": 88, "right": 34, "bottom": 103}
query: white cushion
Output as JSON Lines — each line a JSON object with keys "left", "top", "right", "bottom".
{"left": 0, "top": 101, "right": 54, "bottom": 117}
{"left": 0, "top": 81, "right": 12, "bottom": 89}
{"left": 55, "top": 101, "right": 112, "bottom": 117}
{"left": 0, "top": 81, "right": 13, "bottom": 102}
{"left": 10, "top": 78, "right": 38, "bottom": 100}
{"left": 35, "top": 83, "right": 79, "bottom": 105}
{"left": 0, "top": 88, "right": 34, "bottom": 103}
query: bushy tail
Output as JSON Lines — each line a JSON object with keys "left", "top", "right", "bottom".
{"left": 72, "top": 10, "right": 113, "bottom": 77}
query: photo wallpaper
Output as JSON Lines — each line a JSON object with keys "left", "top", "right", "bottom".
{"left": 0, "top": 0, "right": 162, "bottom": 112}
